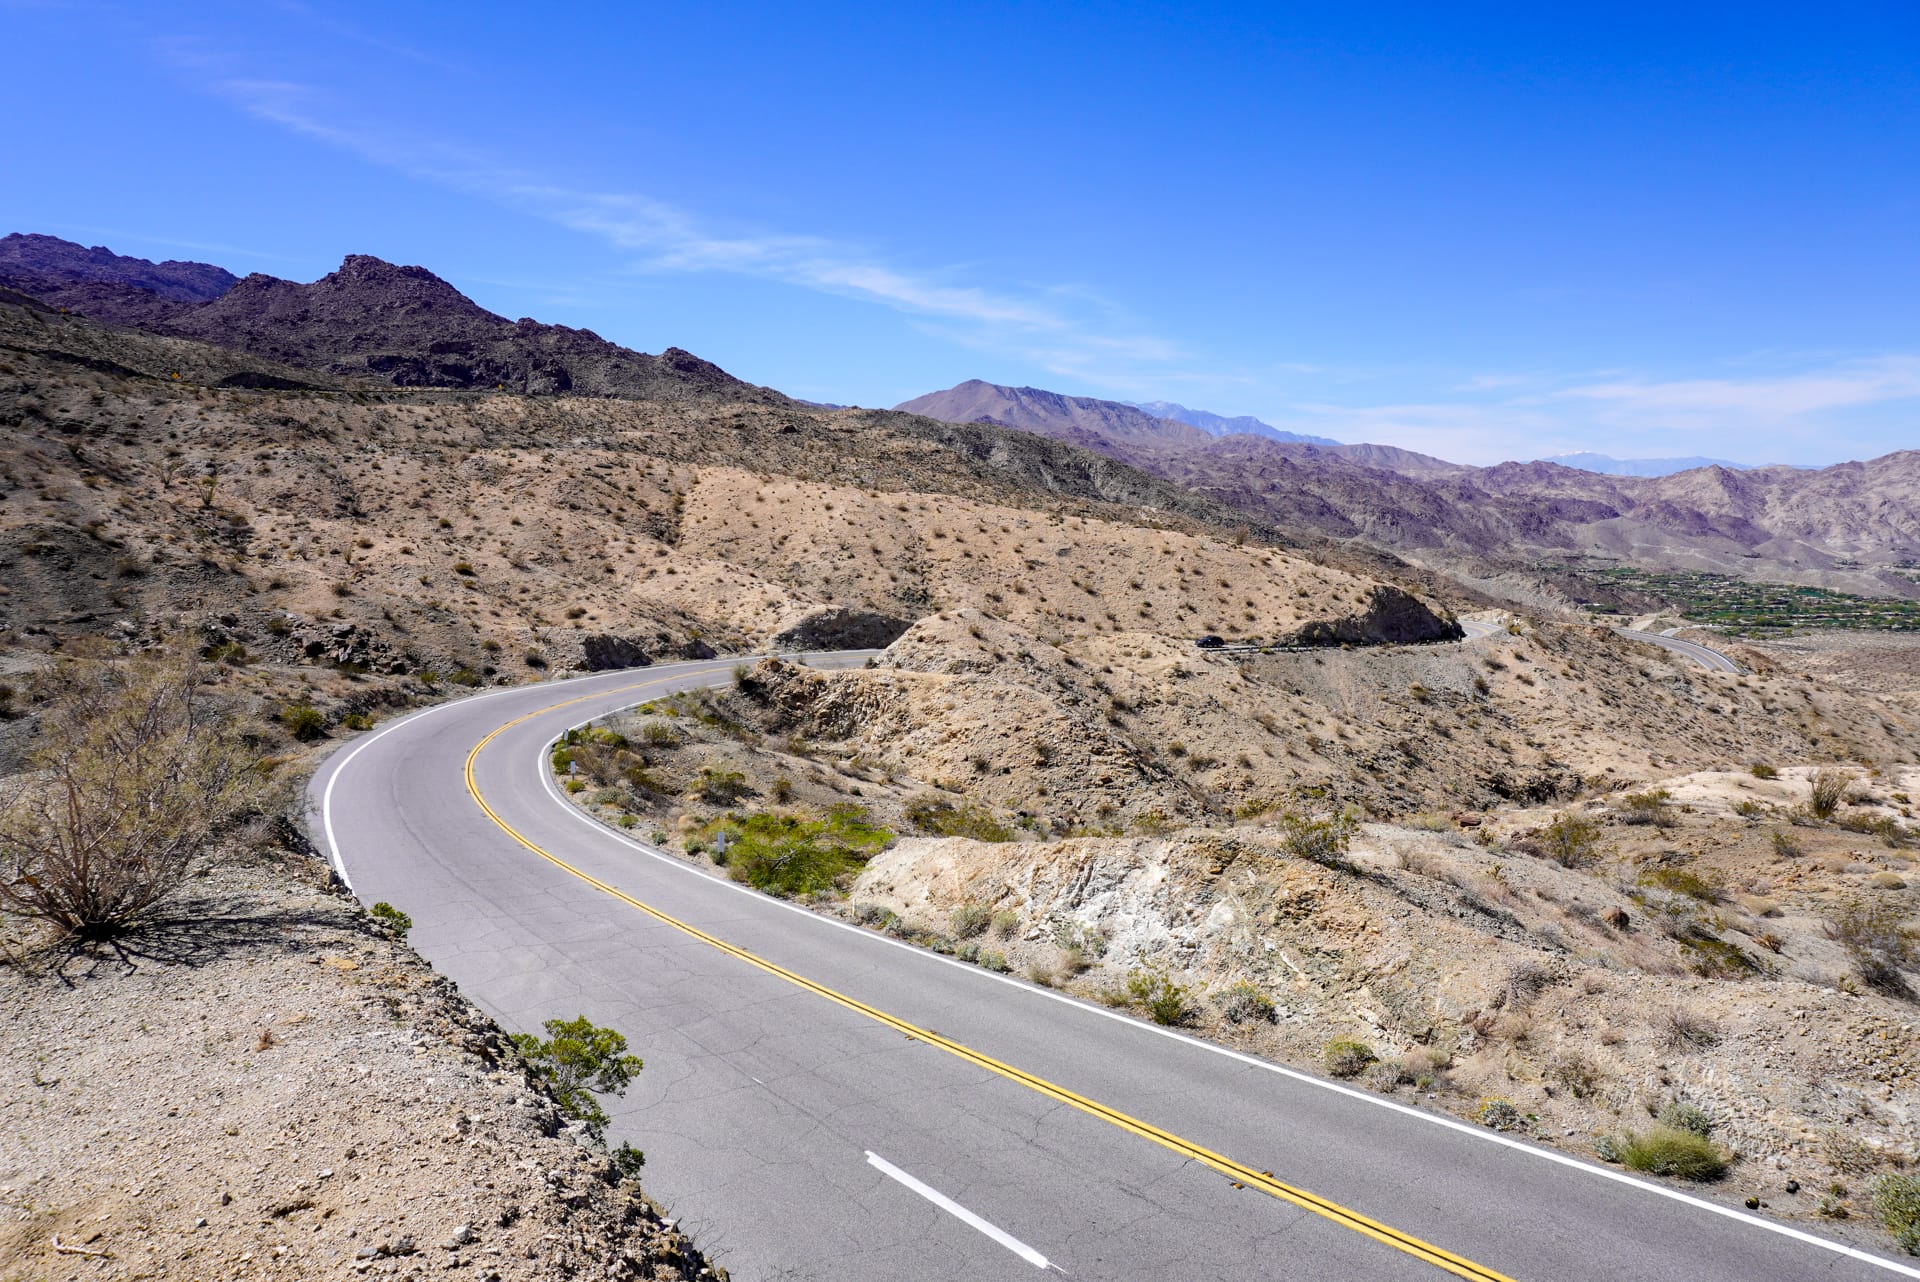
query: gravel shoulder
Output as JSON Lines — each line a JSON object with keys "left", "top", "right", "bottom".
{"left": 0, "top": 847, "right": 723, "bottom": 1282}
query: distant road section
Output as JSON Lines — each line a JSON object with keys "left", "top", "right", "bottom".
{"left": 1614, "top": 627, "right": 1744, "bottom": 673}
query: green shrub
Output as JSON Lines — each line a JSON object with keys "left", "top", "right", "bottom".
{"left": 1749, "top": 762, "right": 1779, "bottom": 780}
{"left": 1324, "top": 1036, "right": 1376, "bottom": 1078}
{"left": 1536, "top": 811, "right": 1602, "bottom": 868}
{"left": 612, "top": 1142, "right": 645, "bottom": 1178}
{"left": 906, "top": 796, "right": 1015, "bottom": 842}
{"left": 719, "top": 806, "right": 892, "bottom": 898}
{"left": 1125, "top": 968, "right": 1194, "bottom": 1026}
{"left": 639, "top": 721, "right": 679, "bottom": 747}
{"left": 509, "top": 1016, "right": 643, "bottom": 1142}
{"left": 341, "top": 711, "right": 374, "bottom": 732}
{"left": 1873, "top": 1173, "right": 1920, "bottom": 1255}
{"left": 950, "top": 903, "right": 992, "bottom": 939}
{"left": 1276, "top": 808, "right": 1361, "bottom": 870}
{"left": 991, "top": 910, "right": 1021, "bottom": 939}
{"left": 1477, "top": 1098, "right": 1525, "bottom": 1132}
{"left": 1213, "top": 981, "right": 1277, "bottom": 1024}
{"left": 1615, "top": 1125, "right": 1729, "bottom": 1180}
{"left": 369, "top": 901, "right": 411, "bottom": 935}
{"left": 1640, "top": 864, "right": 1722, "bottom": 902}
{"left": 694, "top": 767, "right": 751, "bottom": 805}
{"left": 281, "top": 703, "right": 326, "bottom": 742}
{"left": 978, "top": 950, "right": 1010, "bottom": 973}
{"left": 564, "top": 778, "right": 586, "bottom": 794}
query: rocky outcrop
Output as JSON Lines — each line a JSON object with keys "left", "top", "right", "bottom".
{"left": 770, "top": 607, "right": 911, "bottom": 651}
{"left": 1282, "top": 586, "right": 1463, "bottom": 647}
{"left": 580, "top": 635, "right": 655, "bottom": 671}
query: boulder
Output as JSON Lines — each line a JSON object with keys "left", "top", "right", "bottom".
{"left": 578, "top": 635, "right": 652, "bottom": 671}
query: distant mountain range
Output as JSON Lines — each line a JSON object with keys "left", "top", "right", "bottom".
{"left": 893, "top": 379, "right": 1918, "bottom": 595}
{"left": 1539, "top": 452, "right": 1747, "bottom": 477}
{"left": 3, "top": 232, "right": 1912, "bottom": 599}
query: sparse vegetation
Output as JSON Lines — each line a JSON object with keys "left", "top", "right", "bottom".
{"left": 905, "top": 796, "right": 1015, "bottom": 842}
{"left": 1826, "top": 899, "right": 1916, "bottom": 997}
{"left": 1656, "top": 1006, "right": 1723, "bottom": 1050}
{"left": 1617, "top": 789, "right": 1675, "bottom": 827}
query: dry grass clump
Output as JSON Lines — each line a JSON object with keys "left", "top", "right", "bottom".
{"left": 1606, "top": 1126, "right": 1729, "bottom": 1181}
{"left": 1655, "top": 1006, "right": 1723, "bottom": 1050}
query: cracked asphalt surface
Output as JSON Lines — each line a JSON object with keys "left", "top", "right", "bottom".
{"left": 309, "top": 653, "right": 1911, "bottom": 1282}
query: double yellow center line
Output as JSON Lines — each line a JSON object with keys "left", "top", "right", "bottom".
{"left": 463, "top": 681, "right": 1516, "bottom": 1282}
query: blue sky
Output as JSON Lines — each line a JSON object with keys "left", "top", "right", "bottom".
{"left": 4, "top": 1, "right": 1918, "bottom": 465}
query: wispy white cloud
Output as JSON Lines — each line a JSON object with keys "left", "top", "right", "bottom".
{"left": 189, "top": 72, "right": 1181, "bottom": 382}
{"left": 1557, "top": 355, "right": 1920, "bottom": 421}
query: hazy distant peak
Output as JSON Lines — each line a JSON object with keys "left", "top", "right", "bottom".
{"left": 1126, "top": 399, "right": 1340, "bottom": 446}
{"left": 1539, "top": 452, "right": 1750, "bottom": 477}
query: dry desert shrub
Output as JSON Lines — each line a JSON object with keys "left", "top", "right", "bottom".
{"left": 0, "top": 651, "right": 263, "bottom": 937}
{"left": 1655, "top": 1006, "right": 1724, "bottom": 1050}
{"left": 1810, "top": 768, "right": 1856, "bottom": 820}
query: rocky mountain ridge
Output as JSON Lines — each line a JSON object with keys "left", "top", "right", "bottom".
{"left": 0, "top": 233, "right": 780, "bottom": 404}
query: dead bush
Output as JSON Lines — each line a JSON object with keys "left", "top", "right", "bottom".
{"left": 0, "top": 651, "right": 263, "bottom": 937}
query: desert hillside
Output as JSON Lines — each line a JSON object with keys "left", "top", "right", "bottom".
{"left": 898, "top": 379, "right": 1920, "bottom": 597}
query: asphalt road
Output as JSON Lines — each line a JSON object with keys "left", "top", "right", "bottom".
{"left": 1613, "top": 627, "right": 1744, "bottom": 673}
{"left": 310, "top": 655, "right": 1911, "bottom": 1282}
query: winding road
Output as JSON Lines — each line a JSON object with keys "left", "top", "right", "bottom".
{"left": 307, "top": 650, "right": 1900, "bottom": 1282}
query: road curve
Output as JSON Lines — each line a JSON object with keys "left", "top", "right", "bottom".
{"left": 1613, "top": 627, "right": 1744, "bottom": 673}
{"left": 309, "top": 656, "right": 1910, "bottom": 1282}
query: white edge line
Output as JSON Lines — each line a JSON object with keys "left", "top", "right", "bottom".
{"left": 520, "top": 679, "right": 1920, "bottom": 1280}
{"left": 865, "top": 1151, "right": 1050, "bottom": 1269}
